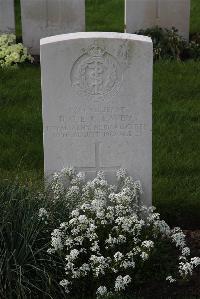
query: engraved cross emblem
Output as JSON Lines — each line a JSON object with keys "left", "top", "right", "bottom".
{"left": 76, "top": 142, "right": 121, "bottom": 175}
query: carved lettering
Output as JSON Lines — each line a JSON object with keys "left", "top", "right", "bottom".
{"left": 45, "top": 104, "right": 146, "bottom": 138}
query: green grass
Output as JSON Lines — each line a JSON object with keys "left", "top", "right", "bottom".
{"left": 190, "top": 0, "right": 200, "bottom": 34}
{"left": 86, "top": 0, "right": 124, "bottom": 32}
{"left": 0, "top": 65, "right": 43, "bottom": 184}
{"left": 153, "top": 60, "right": 200, "bottom": 228}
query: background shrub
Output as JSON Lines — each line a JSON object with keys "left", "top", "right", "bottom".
{"left": 0, "top": 34, "right": 33, "bottom": 68}
{"left": 136, "top": 26, "right": 200, "bottom": 61}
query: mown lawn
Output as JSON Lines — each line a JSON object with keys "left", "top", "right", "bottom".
{"left": 190, "top": 0, "right": 200, "bottom": 34}
{"left": 1, "top": 0, "right": 200, "bottom": 228}
{"left": 0, "top": 66, "right": 43, "bottom": 183}
{"left": 153, "top": 61, "right": 200, "bottom": 228}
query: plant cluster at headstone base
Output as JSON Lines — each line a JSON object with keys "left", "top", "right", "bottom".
{"left": 47, "top": 168, "right": 200, "bottom": 299}
{"left": 137, "top": 26, "right": 200, "bottom": 61}
{"left": 0, "top": 34, "right": 33, "bottom": 68}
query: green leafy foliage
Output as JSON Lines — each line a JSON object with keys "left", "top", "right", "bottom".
{"left": 188, "top": 33, "right": 200, "bottom": 59}
{"left": 0, "top": 181, "right": 68, "bottom": 298}
{"left": 0, "top": 170, "right": 199, "bottom": 298}
{"left": 137, "top": 27, "right": 200, "bottom": 61}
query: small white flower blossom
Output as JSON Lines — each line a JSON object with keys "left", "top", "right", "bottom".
{"left": 48, "top": 228, "right": 63, "bottom": 253}
{"left": 179, "top": 261, "right": 193, "bottom": 277}
{"left": 116, "top": 168, "right": 127, "bottom": 180}
{"left": 182, "top": 247, "right": 190, "bottom": 257}
{"left": 114, "top": 275, "right": 131, "bottom": 292}
{"left": 121, "top": 260, "right": 135, "bottom": 269}
{"left": 141, "top": 252, "right": 149, "bottom": 261}
{"left": 59, "top": 279, "right": 71, "bottom": 293}
{"left": 38, "top": 208, "right": 49, "bottom": 221}
{"left": 69, "top": 249, "right": 79, "bottom": 261}
{"left": 78, "top": 215, "right": 88, "bottom": 224}
{"left": 96, "top": 286, "right": 107, "bottom": 297}
{"left": 166, "top": 276, "right": 176, "bottom": 283}
{"left": 76, "top": 171, "right": 85, "bottom": 182}
{"left": 141, "top": 240, "right": 154, "bottom": 249}
{"left": 114, "top": 252, "right": 124, "bottom": 262}
{"left": 71, "top": 209, "right": 80, "bottom": 218}
{"left": 191, "top": 257, "right": 200, "bottom": 267}
{"left": 171, "top": 227, "right": 186, "bottom": 249}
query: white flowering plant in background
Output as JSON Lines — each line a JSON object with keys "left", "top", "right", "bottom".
{"left": 47, "top": 168, "right": 200, "bottom": 298}
{"left": 0, "top": 34, "right": 33, "bottom": 68}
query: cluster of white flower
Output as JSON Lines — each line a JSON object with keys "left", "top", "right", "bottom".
{"left": 96, "top": 286, "right": 107, "bottom": 297}
{"left": 48, "top": 228, "right": 64, "bottom": 253}
{"left": 114, "top": 275, "right": 131, "bottom": 292}
{"left": 0, "top": 34, "right": 33, "bottom": 68}
{"left": 59, "top": 279, "right": 71, "bottom": 293}
{"left": 50, "top": 167, "right": 86, "bottom": 211}
{"left": 38, "top": 207, "right": 49, "bottom": 223}
{"left": 116, "top": 168, "right": 127, "bottom": 180}
{"left": 47, "top": 168, "right": 200, "bottom": 298}
{"left": 179, "top": 257, "right": 200, "bottom": 278}
{"left": 166, "top": 275, "right": 176, "bottom": 283}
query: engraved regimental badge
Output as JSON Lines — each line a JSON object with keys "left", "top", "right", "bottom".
{"left": 70, "top": 42, "right": 129, "bottom": 99}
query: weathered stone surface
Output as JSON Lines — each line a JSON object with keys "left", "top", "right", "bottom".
{"left": 0, "top": 0, "right": 15, "bottom": 34}
{"left": 41, "top": 32, "right": 153, "bottom": 205}
{"left": 126, "top": 0, "right": 190, "bottom": 41}
{"left": 21, "top": 0, "right": 85, "bottom": 55}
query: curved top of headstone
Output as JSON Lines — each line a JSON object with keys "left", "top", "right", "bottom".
{"left": 40, "top": 32, "right": 152, "bottom": 46}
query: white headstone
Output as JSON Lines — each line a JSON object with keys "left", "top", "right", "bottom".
{"left": 41, "top": 32, "right": 153, "bottom": 205}
{"left": 0, "top": 0, "right": 15, "bottom": 34}
{"left": 20, "top": 0, "right": 85, "bottom": 55}
{"left": 126, "top": 0, "right": 190, "bottom": 41}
